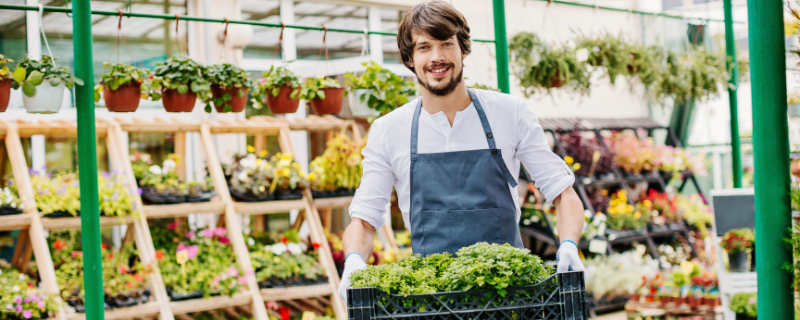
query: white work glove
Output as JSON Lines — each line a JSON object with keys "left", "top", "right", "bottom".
{"left": 556, "top": 241, "right": 588, "bottom": 281}
{"left": 338, "top": 253, "right": 367, "bottom": 303}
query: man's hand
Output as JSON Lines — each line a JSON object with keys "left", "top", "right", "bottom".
{"left": 556, "top": 241, "right": 587, "bottom": 280}
{"left": 338, "top": 253, "right": 367, "bottom": 303}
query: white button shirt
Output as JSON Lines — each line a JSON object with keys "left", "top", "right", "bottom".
{"left": 349, "top": 89, "right": 575, "bottom": 231}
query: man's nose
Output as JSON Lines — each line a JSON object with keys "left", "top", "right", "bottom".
{"left": 431, "top": 45, "right": 445, "bottom": 62}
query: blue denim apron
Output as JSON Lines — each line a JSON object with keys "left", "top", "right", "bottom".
{"left": 409, "top": 90, "right": 524, "bottom": 256}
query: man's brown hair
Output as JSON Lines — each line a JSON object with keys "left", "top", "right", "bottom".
{"left": 397, "top": 1, "right": 471, "bottom": 74}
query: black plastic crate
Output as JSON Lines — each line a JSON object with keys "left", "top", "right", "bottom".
{"left": 347, "top": 271, "right": 587, "bottom": 320}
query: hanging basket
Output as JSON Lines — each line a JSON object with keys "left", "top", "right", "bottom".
{"left": 348, "top": 88, "right": 380, "bottom": 117}
{"left": 310, "top": 87, "right": 344, "bottom": 115}
{"left": 211, "top": 85, "right": 248, "bottom": 113}
{"left": 264, "top": 86, "right": 300, "bottom": 114}
{"left": 103, "top": 82, "right": 142, "bottom": 112}
{"left": 546, "top": 72, "right": 564, "bottom": 89}
{"left": 162, "top": 87, "right": 197, "bottom": 113}
{"left": 22, "top": 82, "right": 65, "bottom": 114}
{"left": 0, "top": 79, "right": 12, "bottom": 112}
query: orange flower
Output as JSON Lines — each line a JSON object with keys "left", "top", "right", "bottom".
{"left": 134, "top": 273, "right": 145, "bottom": 282}
{"left": 101, "top": 243, "right": 107, "bottom": 250}
{"left": 118, "top": 264, "right": 129, "bottom": 274}
{"left": 155, "top": 250, "right": 164, "bottom": 260}
{"left": 54, "top": 239, "right": 66, "bottom": 251}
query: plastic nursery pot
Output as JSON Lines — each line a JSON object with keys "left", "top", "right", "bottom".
{"left": 309, "top": 87, "right": 344, "bottom": 115}
{"left": 211, "top": 85, "right": 248, "bottom": 113}
{"left": 728, "top": 251, "right": 750, "bottom": 272}
{"left": 0, "top": 79, "right": 12, "bottom": 112}
{"left": 347, "top": 88, "right": 380, "bottom": 117}
{"left": 103, "top": 82, "right": 142, "bottom": 112}
{"left": 644, "top": 294, "right": 656, "bottom": 303}
{"left": 161, "top": 87, "right": 197, "bottom": 113}
{"left": 264, "top": 86, "right": 300, "bottom": 114}
{"left": 22, "top": 82, "right": 66, "bottom": 114}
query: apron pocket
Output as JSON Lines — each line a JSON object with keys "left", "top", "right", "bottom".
{"left": 420, "top": 208, "right": 501, "bottom": 255}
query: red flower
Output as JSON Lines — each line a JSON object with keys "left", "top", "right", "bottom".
{"left": 54, "top": 239, "right": 66, "bottom": 251}
{"left": 312, "top": 242, "right": 321, "bottom": 249}
{"left": 281, "top": 237, "right": 288, "bottom": 244}
{"left": 118, "top": 264, "right": 129, "bottom": 273}
{"left": 134, "top": 273, "right": 145, "bottom": 282}
{"left": 220, "top": 237, "right": 230, "bottom": 244}
{"left": 127, "top": 281, "right": 135, "bottom": 288}
{"left": 107, "top": 253, "right": 114, "bottom": 259}
{"left": 167, "top": 222, "right": 176, "bottom": 230}
{"left": 71, "top": 251, "right": 81, "bottom": 258}
{"left": 101, "top": 243, "right": 108, "bottom": 250}
{"left": 155, "top": 250, "right": 164, "bottom": 260}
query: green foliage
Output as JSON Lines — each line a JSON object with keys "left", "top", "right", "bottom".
{"left": 11, "top": 171, "right": 138, "bottom": 217}
{"left": 508, "top": 32, "right": 590, "bottom": 97}
{"left": 249, "top": 232, "right": 326, "bottom": 283}
{"left": 721, "top": 228, "right": 754, "bottom": 254}
{"left": 575, "top": 31, "right": 630, "bottom": 84}
{"left": 792, "top": 187, "right": 800, "bottom": 211}
{"left": 300, "top": 76, "right": 342, "bottom": 101}
{"left": 251, "top": 66, "right": 302, "bottom": 109}
{"left": 0, "top": 266, "right": 58, "bottom": 319}
{"left": 94, "top": 63, "right": 152, "bottom": 102}
{"left": 151, "top": 56, "right": 210, "bottom": 99}
{"left": 651, "top": 48, "right": 729, "bottom": 105}
{"left": 12, "top": 55, "right": 83, "bottom": 97}
{"left": 206, "top": 63, "right": 254, "bottom": 112}
{"left": 623, "top": 42, "right": 664, "bottom": 91}
{"left": 730, "top": 292, "right": 757, "bottom": 317}
{"left": 0, "top": 54, "right": 14, "bottom": 81}
{"left": 344, "top": 62, "right": 416, "bottom": 116}
{"left": 309, "top": 134, "right": 365, "bottom": 191}
{"left": 351, "top": 243, "right": 553, "bottom": 298}
{"left": 0, "top": 186, "right": 22, "bottom": 210}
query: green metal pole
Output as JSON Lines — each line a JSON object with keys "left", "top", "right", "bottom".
{"left": 748, "top": 0, "right": 793, "bottom": 318}
{"left": 492, "top": 0, "right": 510, "bottom": 94}
{"left": 72, "top": 1, "right": 104, "bottom": 319}
{"left": 723, "top": 0, "right": 742, "bottom": 188}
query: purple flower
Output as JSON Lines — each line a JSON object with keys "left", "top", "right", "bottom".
{"left": 13, "top": 296, "right": 21, "bottom": 304}
{"left": 23, "top": 309, "right": 32, "bottom": 319}
{"left": 57, "top": 188, "right": 66, "bottom": 195}
{"left": 37, "top": 190, "right": 43, "bottom": 196}
{"left": 137, "top": 188, "right": 143, "bottom": 195}
{"left": 106, "top": 182, "right": 113, "bottom": 188}
{"left": 202, "top": 228, "right": 215, "bottom": 238}
{"left": 102, "top": 172, "right": 111, "bottom": 179}
{"left": 8, "top": 180, "right": 13, "bottom": 186}
{"left": 227, "top": 266, "right": 238, "bottom": 277}
{"left": 23, "top": 298, "right": 30, "bottom": 303}
{"left": 72, "top": 181, "right": 79, "bottom": 187}
{"left": 15, "top": 305, "right": 22, "bottom": 313}
{"left": 238, "top": 276, "right": 247, "bottom": 284}
{"left": 111, "top": 194, "right": 119, "bottom": 201}
{"left": 37, "top": 302, "right": 45, "bottom": 309}
{"left": 28, "top": 169, "right": 37, "bottom": 175}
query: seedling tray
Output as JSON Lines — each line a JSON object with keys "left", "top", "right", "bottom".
{"left": 347, "top": 271, "right": 587, "bottom": 320}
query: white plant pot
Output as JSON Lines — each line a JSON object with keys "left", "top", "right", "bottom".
{"left": 22, "top": 82, "right": 66, "bottom": 114}
{"left": 348, "top": 88, "right": 380, "bottom": 117}
{"left": 790, "top": 104, "right": 800, "bottom": 118}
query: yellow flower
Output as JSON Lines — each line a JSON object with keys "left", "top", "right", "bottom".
{"left": 572, "top": 163, "right": 581, "bottom": 171}
{"left": 634, "top": 211, "right": 641, "bottom": 219}
{"left": 176, "top": 250, "right": 188, "bottom": 264}
{"left": 564, "top": 156, "right": 574, "bottom": 165}
{"left": 259, "top": 150, "right": 267, "bottom": 157}
{"left": 281, "top": 153, "right": 292, "bottom": 161}
{"left": 299, "top": 171, "right": 306, "bottom": 178}
{"left": 247, "top": 145, "right": 255, "bottom": 153}
{"left": 292, "top": 162, "right": 301, "bottom": 169}
{"left": 643, "top": 200, "right": 652, "bottom": 208}
{"left": 282, "top": 168, "right": 291, "bottom": 177}
{"left": 601, "top": 189, "right": 608, "bottom": 196}
{"left": 307, "top": 172, "right": 316, "bottom": 180}
{"left": 263, "top": 163, "right": 271, "bottom": 170}
{"left": 626, "top": 204, "right": 634, "bottom": 212}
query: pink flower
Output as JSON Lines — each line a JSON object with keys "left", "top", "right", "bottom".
{"left": 23, "top": 310, "right": 32, "bottom": 319}
{"left": 185, "top": 231, "right": 195, "bottom": 240}
{"left": 245, "top": 270, "right": 255, "bottom": 276}
{"left": 219, "top": 237, "right": 230, "bottom": 244}
{"left": 186, "top": 245, "right": 199, "bottom": 260}
{"left": 202, "top": 228, "right": 215, "bottom": 238}
{"left": 15, "top": 305, "right": 22, "bottom": 313}
{"left": 167, "top": 222, "right": 176, "bottom": 230}
{"left": 227, "top": 266, "right": 238, "bottom": 277}
{"left": 214, "top": 227, "right": 226, "bottom": 237}
{"left": 212, "top": 276, "right": 220, "bottom": 285}
{"left": 37, "top": 302, "right": 45, "bottom": 309}
{"left": 748, "top": 298, "right": 756, "bottom": 305}
{"left": 23, "top": 297, "right": 30, "bottom": 303}
{"left": 13, "top": 297, "right": 21, "bottom": 304}
{"left": 238, "top": 276, "right": 247, "bottom": 284}
{"left": 260, "top": 79, "right": 266, "bottom": 84}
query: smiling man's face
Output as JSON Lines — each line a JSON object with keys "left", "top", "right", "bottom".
{"left": 410, "top": 32, "right": 465, "bottom": 97}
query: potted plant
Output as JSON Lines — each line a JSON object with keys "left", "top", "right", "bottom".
{"left": 642, "top": 274, "right": 660, "bottom": 303}
{"left": 268, "top": 152, "right": 310, "bottom": 200}
{"left": 650, "top": 48, "right": 728, "bottom": 105}
{"left": 303, "top": 76, "right": 344, "bottom": 115}
{"left": 0, "top": 54, "right": 14, "bottom": 112}
{"left": 226, "top": 148, "right": 275, "bottom": 202}
{"left": 309, "top": 134, "right": 364, "bottom": 198}
{"left": 730, "top": 292, "right": 757, "bottom": 320}
{"left": 344, "top": 62, "right": 416, "bottom": 117}
{"left": 151, "top": 56, "right": 210, "bottom": 113}
{"left": 575, "top": 32, "right": 631, "bottom": 85}
{"left": 94, "top": 63, "right": 152, "bottom": 112}
{"left": 559, "top": 130, "right": 614, "bottom": 180}
{"left": 509, "top": 32, "right": 591, "bottom": 97}
{"left": 722, "top": 228, "right": 754, "bottom": 272}
{"left": 0, "top": 186, "right": 23, "bottom": 216}
{"left": 206, "top": 63, "right": 253, "bottom": 113}
{"left": 604, "top": 190, "right": 648, "bottom": 234}
{"left": 251, "top": 66, "right": 302, "bottom": 114}
{"left": 12, "top": 55, "right": 83, "bottom": 114}
{"left": 24, "top": 172, "right": 81, "bottom": 217}
{"left": 0, "top": 266, "right": 58, "bottom": 319}
{"left": 137, "top": 157, "right": 184, "bottom": 204}
{"left": 249, "top": 230, "right": 327, "bottom": 288}
{"left": 623, "top": 42, "right": 663, "bottom": 92}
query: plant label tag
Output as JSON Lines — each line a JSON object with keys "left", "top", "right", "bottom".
{"left": 576, "top": 48, "right": 590, "bottom": 62}
{"left": 588, "top": 239, "right": 607, "bottom": 254}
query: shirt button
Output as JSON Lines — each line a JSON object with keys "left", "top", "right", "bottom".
{"left": 487, "top": 132, "right": 493, "bottom": 138}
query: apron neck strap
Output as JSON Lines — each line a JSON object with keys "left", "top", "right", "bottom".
{"left": 410, "top": 89, "right": 497, "bottom": 155}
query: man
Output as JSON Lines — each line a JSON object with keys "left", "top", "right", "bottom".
{"left": 338, "top": 0, "right": 586, "bottom": 300}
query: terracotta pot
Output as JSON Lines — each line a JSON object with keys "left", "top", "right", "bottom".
{"left": 264, "top": 86, "right": 300, "bottom": 114}
{"left": 673, "top": 297, "right": 686, "bottom": 306}
{"left": 629, "top": 293, "right": 640, "bottom": 303}
{"left": 211, "top": 85, "right": 248, "bottom": 113}
{"left": 706, "top": 297, "right": 720, "bottom": 308}
{"left": 660, "top": 296, "right": 671, "bottom": 306}
{"left": 162, "top": 88, "right": 197, "bottom": 113}
{"left": 0, "top": 79, "right": 11, "bottom": 112}
{"left": 547, "top": 71, "right": 564, "bottom": 88}
{"left": 103, "top": 82, "right": 141, "bottom": 112}
{"left": 309, "top": 87, "right": 344, "bottom": 115}
{"left": 644, "top": 294, "right": 656, "bottom": 303}
{"left": 687, "top": 296, "right": 702, "bottom": 309}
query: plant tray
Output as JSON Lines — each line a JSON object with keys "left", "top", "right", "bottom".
{"left": 229, "top": 188, "right": 276, "bottom": 202}
{"left": 258, "top": 276, "right": 329, "bottom": 289}
{"left": 42, "top": 210, "right": 78, "bottom": 218}
{"left": 0, "top": 206, "right": 23, "bottom": 216}
{"left": 185, "top": 191, "right": 216, "bottom": 203}
{"left": 606, "top": 229, "right": 647, "bottom": 239}
{"left": 166, "top": 289, "right": 205, "bottom": 301}
{"left": 347, "top": 271, "right": 587, "bottom": 320}
{"left": 141, "top": 186, "right": 185, "bottom": 204}
{"left": 276, "top": 189, "right": 304, "bottom": 201}
{"left": 312, "top": 188, "right": 356, "bottom": 199}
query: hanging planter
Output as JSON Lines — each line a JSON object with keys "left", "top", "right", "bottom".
{"left": 304, "top": 77, "right": 344, "bottom": 115}
{"left": 508, "top": 32, "right": 590, "bottom": 97}
{"left": 0, "top": 54, "right": 14, "bottom": 112}
{"left": 207, "top": 63, "right": 253, "bottom": 113}
{"left": 150, "top": 56, "right": 210, "bottom": 113}
{"left": 344, "top": 62, "right": 415, "bottom": 117}
{"left": 252, "top": 66, "right": 302, "bottom": 115}
{"left": 95, "top": 63, "right": 151, "bottom": 113}
{"left": 13, "top": 55, "right": 82, "bottom": 114}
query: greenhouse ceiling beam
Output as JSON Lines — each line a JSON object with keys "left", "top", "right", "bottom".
{"left": 0, "top": 4, "right": 496, "bottom": 43}
{"left": 71, "top": 0, "right": 105, "bottom": 319}
{"left": 723, "top": 0, "right": 742, "bottom": 188}
{"left": 747, "top": 0, "right": 793, "bottom": 317}
{"left": 526, "top": 0, "right": 745, "bottom": 24}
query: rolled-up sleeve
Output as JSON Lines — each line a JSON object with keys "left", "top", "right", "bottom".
{"left": 514, "top": 102, "right": 575, "bottom": 203}
{"left": 349, "top": 119, "right": 395, "bottom": 230}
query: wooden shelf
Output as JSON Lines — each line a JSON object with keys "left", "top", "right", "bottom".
{"left": 313, "top": 196, "right": 353, "bottom": 209}
{"left": 40, "top": 215, "right": 136, "bottom": 231}
{"left": 0, "top": 213, "right": 31, "bottom": 231}
{"left": 233, "top": 200, "right": 305, "bottom": 215}
{"left": 261, "top": 284, "right": 334, "bottom": 301}
{"left": 65, "top": 302, "right": 161, "bottom": 320}
{"left": 143, "top": 201, "right": 227, "bottom": 219}
{"left": 170, "top": 292, "right": 254, "bottom": 315}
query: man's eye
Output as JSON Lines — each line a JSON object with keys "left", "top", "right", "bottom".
{"left": 418, "top": 46, "right": 428, "bottom": 50}
{"left": 444, "top": 42, "right": 453, "bottom": 46}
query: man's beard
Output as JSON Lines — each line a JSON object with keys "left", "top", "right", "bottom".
{"left": 417, "top": 62, "right": 464, "bottom": 97}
